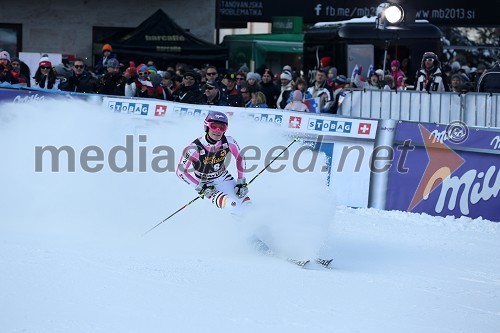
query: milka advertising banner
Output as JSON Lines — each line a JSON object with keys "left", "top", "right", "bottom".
{"left": 0, "top": 87, "right": 98, "bottom": 104}
{"left": 385, "top": 121, "right": 500, "bottom": 221}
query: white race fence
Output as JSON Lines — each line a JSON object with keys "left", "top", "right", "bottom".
{"left": 340, "top": 89, "right": 500, "bottom": 128}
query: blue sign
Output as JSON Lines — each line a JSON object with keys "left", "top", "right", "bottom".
{"left": 308, "top": 118, "right": 352, "bottom": 133}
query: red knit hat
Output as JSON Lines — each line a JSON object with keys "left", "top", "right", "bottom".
{"left": 102, "top": 44, "right": 113, "bottom": 52}
{"left": 39, "top": 56, "right": 52, "bottom": 68}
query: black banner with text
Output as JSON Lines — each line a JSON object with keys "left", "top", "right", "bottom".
{"left": 218, "top": 0, "right": 499, "bottom": 27}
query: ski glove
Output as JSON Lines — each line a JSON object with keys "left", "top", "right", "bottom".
{"left": 234, "top": 177, "right": 249, "bottom": 198}
{"left": 196, "top": 182, "right": 216, "bottom": 199}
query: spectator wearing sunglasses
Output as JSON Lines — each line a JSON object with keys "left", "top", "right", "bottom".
{"left": 33, "top": 55, "right": 59, "bottom": 90}
{"left": 239, "top": 87, "right": 252, "bottom": 107}
{"left": 204, "top": 65, "right": 219, "bottom": 82}
{"left": 201, "top": 81, "right": 229, "bottom": 106}
{"left": 59, "top": 58, "right": 98, "bottom": 93}
{"left": 235, "top": 71, "right": 247, "bottom": 89}
{"left": 124, "top": 63, "right": 162, "bottom": 99}
{"left": 414, "top": 52, "right": 449, "bottom": 92}
{"left": 172, "top": 71, "right": 203, "bottom": 104}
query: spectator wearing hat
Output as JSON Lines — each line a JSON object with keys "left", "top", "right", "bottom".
{"left": 450, "top": 74, "right": 464, "bottom": 93}
{"left": 245, "top": 72, "right": 261, "bottom": 93}
{"left": 10, "top": 56, "right": 29, "bottom": 86}
{"left": 95, "top": 43, "right": 117, "bottom": 76}
{"left": 390, "top": 60, "right": 406, "bottom": 90}
{"left": 307, "top": 69, "right": 333, "bottom": 113}
{"left": 33, "top": 56, "right": 59, "bottom": 90}
{"left": 327, "top": 67, "right": 337, "bottom": 87}
{"left": 477, "top": 60, "right": 500, "bottom": 93}
{"left": 173, "top": 71, "right": 203, "bottom": 104}
{"left": 59, "top": 58, "right": 98, "bottom": 93}
{"left": 277, "top": 71, "right": 294, "bottom": 109}
{"left": 201, "top": 81, "right": 229, "bottom": 106}
{"left": 223, "top": 72, "right": 243, "bottom": 107}
{"left": 97, "top": 58, "right": 126, "bottom": 96}
{"left": 285, "top": 90, "right": 309, "bottom": 112}
{"left": 415, "top": 52, "right": 449, "bottom": 92}
{"left": 0, "top": 50, "right": 19, "bottom": 85}
{"left": 258, "top": 69, "right": 280, "bottom": 108}
{"left": 238, "top": 65, "right": 249, "bottom": 78}
{"left": 125, "top": 63, "right": 163, "bottom": 99}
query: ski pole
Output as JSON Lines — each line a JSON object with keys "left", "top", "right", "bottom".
{"left": 247, "top": 137, "right": 298, "bottom": 185}
{"left": 144, "top": 137, "right": 298, "bottom": 235}
{"left": 142, "top": 195, "right": 203, "bottom": 236}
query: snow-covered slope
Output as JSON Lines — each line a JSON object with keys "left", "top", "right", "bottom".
{"left": 1, "top": 100, "right": 499, "bottom": 332}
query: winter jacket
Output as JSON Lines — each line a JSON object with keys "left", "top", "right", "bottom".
{"left": 258, "top": 81, "right": 280, "bottom": 108}
{"left": 277, "top": 81, "right": 294, "bottom": 109}
{"left": 97, "top": 72, "right": 126, "bottom": 96}
{"left": 414, "top": 67, "right": 449, "bottom": 92}
{"left": 59, "top": 71, "right": 98, "bottom": 93}
{"left": 201, "top": 91, "right": 229, "bottom": 106}
{"left": 173, "top": 83, "right": 203, "bottom": 104}
{"left": 477, "top": 62, "right": 500, "bottom": 93}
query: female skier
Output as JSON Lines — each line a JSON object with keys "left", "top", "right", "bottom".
{"left": 176, "top": 111, "right": 250, "bottom": 211}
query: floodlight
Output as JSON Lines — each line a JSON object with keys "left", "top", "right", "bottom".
{"left": 376, "top": 2, "right": 405, "bottom": 30}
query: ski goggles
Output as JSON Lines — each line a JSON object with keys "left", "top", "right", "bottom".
{"left": 208, "top": 122, "right": 227, "bottom": 133}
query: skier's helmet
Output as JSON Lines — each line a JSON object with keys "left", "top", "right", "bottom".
{"left": 204, "top": 111, "right": 228, "bottom": 132}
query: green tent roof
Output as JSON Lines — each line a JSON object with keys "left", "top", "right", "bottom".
{"left": 222, "top": 33, "right": 303, "bottom": 54}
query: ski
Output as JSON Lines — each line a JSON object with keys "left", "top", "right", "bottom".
{"left": 315, "top": 258, "right": 334, "bottom": 268}
{"left": 287, "top": 258, "right": 311, "bottom": 268}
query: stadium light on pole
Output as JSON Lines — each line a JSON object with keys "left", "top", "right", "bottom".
{"left": 376, "top": 2, "right": 405, "bottom": 30}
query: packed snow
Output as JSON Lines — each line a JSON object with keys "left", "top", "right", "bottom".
{"left": 0, "top": 99, "right": 499, "bottom": 332}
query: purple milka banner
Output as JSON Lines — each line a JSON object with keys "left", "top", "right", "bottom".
{"left": 0, "top": 87, "right": 99, "bottom": 104}
{"left": 394, "top": 121, "right": 500, "bottom": 151}
{"left": 386, "top": 122, "right": 500, "bottom": 222}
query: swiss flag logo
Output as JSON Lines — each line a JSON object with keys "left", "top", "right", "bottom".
{"left": 358, "top": 123, "right": 371, "bottom": 135}
{"left": 289, "top": 116, "right": 302, "bottom": 128}
{"left": 155, "top": 105, "right": 167, "bottom": 116}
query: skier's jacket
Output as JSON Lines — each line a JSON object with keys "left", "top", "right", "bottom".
{"left": 176, "top": 134, "right": 245, "bottom": 187}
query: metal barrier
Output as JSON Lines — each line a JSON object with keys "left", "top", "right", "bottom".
{"left": 340, "top": 89, "right": 500, "bottom": 128}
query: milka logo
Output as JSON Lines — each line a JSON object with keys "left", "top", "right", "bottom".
{"left": 429, "top": 129, "right": 449, "bottom": 143}
{"left": 429, "top": 121, "right": 469, "bottom": 144}
{"left": 491, "top": 136, "right": 500, "bottom": 149}
{"left": 435, "top": 166, "right": 500, "bottom": 215}
{"left": 13, "top": 94, "right": 45, "bottom": 103}
{"left": 409, "top": 125, "right": 465, "bottom": 211}
{"left": 410, "top": 124, "right": 499, "bottom": 216}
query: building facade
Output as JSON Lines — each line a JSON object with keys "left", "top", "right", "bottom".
{"left": 0, "top": 0, "right": 215, "bottom": 65}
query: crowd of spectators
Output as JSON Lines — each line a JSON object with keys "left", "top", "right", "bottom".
{"left": 1, "top": 46, "right": 500, "bottom": 114}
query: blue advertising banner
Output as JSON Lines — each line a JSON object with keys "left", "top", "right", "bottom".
{"left": 386, "top": 121, "right": 500, "bottom": 221}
